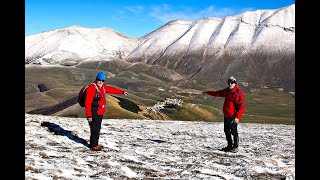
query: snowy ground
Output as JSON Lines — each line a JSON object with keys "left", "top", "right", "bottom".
{"left": 25, "top": 114, "right": 295, "bottom": 180}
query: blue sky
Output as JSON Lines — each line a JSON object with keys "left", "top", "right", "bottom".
{"left": 26, "top": 0, "right": 295, "bottom": 38}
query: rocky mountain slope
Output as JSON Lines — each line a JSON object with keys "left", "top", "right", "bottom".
{"left": 126, "top": 4, "right": 294, "bottom": 89}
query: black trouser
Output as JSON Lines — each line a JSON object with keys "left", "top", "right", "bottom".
{"left": 88, "top": 107, "right": 103, "bottom": 147}
{"left": 224, "top": 117, "right": 239, "bottom": 148}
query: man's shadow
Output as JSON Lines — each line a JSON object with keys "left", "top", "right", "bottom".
{"left": 41, "top": 121, "right": 90, "bottom": 147}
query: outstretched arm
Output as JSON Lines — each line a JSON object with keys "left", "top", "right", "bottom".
{"left": 203, "top": 88, "right": 228, "bottom": 97}
{"left": 103, "top": 84, "right": 128, "bottom": 96}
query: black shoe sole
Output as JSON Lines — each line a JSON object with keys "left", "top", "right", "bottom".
{"left": 220, "top": 149, "right": 232, "bottom": 152}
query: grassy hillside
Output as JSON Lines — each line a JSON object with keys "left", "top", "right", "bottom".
{"left": 25, "top": 65, "right": 295, "bottom": 124}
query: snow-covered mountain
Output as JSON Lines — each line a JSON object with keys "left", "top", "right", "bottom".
{"left": 129, "top": 4, "right": 294, "bottom": 57}
{"left": 25, "top": 113, "right": 295, "bottom": 179}
{"left": 25, "top": 25, "right": 139, "bottom": 66}
{"left": 126, "top": 4, "right": 294, "bottom": 87}
{"left": 25, "top": 4, "right": 295, "bottom": 89}
{"left": 128, "top": 4, "right": 295, "bottom": 66}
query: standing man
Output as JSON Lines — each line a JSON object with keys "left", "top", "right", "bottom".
{"left": 85, "top": 71, "right": 128, "bottom": 151}
{"left": 203, "top": 76, "right": 245, "bottom": 153}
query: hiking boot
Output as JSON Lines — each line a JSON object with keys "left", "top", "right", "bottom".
{"left": 91, "top": 145, "right": 102, "bottom": 151}
{"left": 221, "top": 146, "right": 233, "bottom": 152}
{"left": 230, "top": 147, "right": 239, "bottom": 153}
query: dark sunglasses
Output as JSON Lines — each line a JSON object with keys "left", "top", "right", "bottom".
{"left": 228, "top": 79, "right": 236, "bottom": 84}
{"left": 97, "top": 79, "right": 105, "bottom": 82}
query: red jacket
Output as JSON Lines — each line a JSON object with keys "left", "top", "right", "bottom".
{"left": 85, "top": 82, "right": 124, "bottom": 117}
{"left": 205, "top": 84, "right": 245, "bottom": 119}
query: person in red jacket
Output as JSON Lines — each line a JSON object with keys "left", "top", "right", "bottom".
{"left": 203, "top": 76, "right": 245, "bottom": 153}
{"left": 85, "top": 71, "right": 128, "bottom": 151}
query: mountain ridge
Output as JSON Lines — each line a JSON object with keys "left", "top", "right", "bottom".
{"left": 25, "top": 4, "right": 295, "bottom": 90}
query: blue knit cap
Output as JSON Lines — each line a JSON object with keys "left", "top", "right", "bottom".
{"left": 96, "top": 71, "right": 106, "bottom": 81}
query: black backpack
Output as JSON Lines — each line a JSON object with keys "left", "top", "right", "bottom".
{"left": 78, "top": 83, "right": 100, "bottom": 107}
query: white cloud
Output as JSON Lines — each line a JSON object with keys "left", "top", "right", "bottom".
{"left": 112, "top": 6, "right": 146, "bottom": 22}
{"left": 124, "top": 6, "right": 144, "bottom": 14}
{"left": 114, "top": 4, "right": 249, "bottom": 24}
{"left": 149, "top": 4, "right": 245, "bottom": 23}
